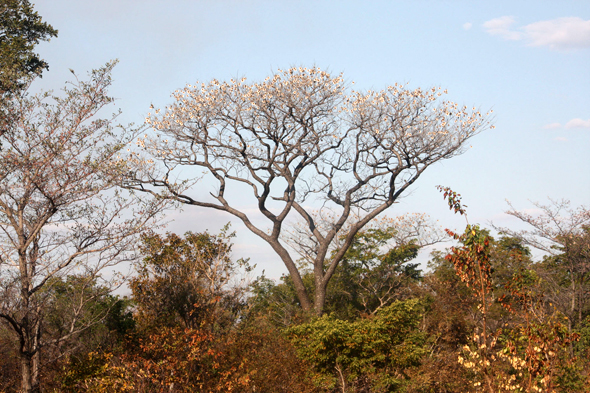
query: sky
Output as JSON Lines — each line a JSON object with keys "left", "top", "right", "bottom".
{"left": 32, "top": 0, "right": 590, "bottom": 279}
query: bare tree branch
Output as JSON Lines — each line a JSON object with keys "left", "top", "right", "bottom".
{"left": 126, "top": 68, "right": 493, "bottom": 315}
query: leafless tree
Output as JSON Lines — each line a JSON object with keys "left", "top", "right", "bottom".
{"left": 0, "top": 62, "right": 166, "bottom": 393}
{"left": 496, "top": 199, "right": 590, "bottom": 329}
{"left": 126, "top": 67, "right": 493, "bottom": 315}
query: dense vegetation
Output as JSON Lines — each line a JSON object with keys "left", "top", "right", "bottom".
{"left": 1, "top": 199, "right": 588, "bottom": 392}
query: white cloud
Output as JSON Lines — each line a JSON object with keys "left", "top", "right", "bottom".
{"left": 543, "top": 119, "right": 590, "bottom": 130}
{"left": 525, "top": 17, "right": 590, "bottom": 50}
{"left": 463, "top": 22, "right": 472, "bottom": 30}
{"left": 543, "top": 122, "right": 562, "bottom": 129}
{"left": 565, "top": 118, "right": 590, "bottom": 128}
{"left": 483, "top": 16, "right": 522, "bottom": 40}
{"left": 554, "top": 136, "right": 568, "bottom": 142}
{"left": 483, "top": 16, "right": 590, "bottom": 50}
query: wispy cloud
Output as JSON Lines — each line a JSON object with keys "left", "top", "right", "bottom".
{"left": 463, "top": 22, "right": 472, "bottom": 31}
{"left": 565, "top": 118, "right": 590, "bottom": 128}
{"left": 543, "top": 118, "right": 590, "bottom": 129}
{"left": 483, "top": 16, "right": 590, "bottom": 50}
{"left": 543, "top": 122, "right": 562, "bottom": 129}
{"left": 483, "top": 16, "right": 522, "bottom": 40}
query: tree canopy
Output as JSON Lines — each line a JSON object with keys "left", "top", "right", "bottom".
{"left": 0, "top": 0, "right": 57, "bottom": 94}
{"left": 127, "top": 67, "right": 494, "bottom": 315}
{"left": 1, "top": 0, "right": 57, "bottom": 141}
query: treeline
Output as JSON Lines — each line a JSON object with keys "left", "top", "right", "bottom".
{"left": 1, "top": 205, "right": 588, "bottom": 392}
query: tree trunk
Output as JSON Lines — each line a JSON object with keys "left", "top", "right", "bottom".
{"left": 20, "top": 351, "right": 40, "bottom": 393}
{"left": 314, "top": 278, "right": 327, "bottom": 316}
{"left": 268, "top": 240, "right": 313, "bottom": 312}
{"left": 570, "top": 278, "right": 576, "bottom": 330}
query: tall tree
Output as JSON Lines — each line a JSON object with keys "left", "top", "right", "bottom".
{"left": 1, "top": 0, "right": 57, "bottom": 137}
{"left": 127, "top": 67, "right": 493, "bottom": 315}
{"left": 0, "top": 62, "right": 165, "bottom": 393}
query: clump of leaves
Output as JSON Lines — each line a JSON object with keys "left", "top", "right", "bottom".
{"left": 287, "top": 299, "right": 427, "bottom": 392}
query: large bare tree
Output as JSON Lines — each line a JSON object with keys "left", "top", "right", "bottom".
{"left": 127, "top": 67, "right": 493, "bottom": 315}
{"left": 0, "top": 62, "right": 166, "bottom": 393}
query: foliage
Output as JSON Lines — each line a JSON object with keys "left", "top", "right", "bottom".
{"left": 41, "top": 276, "right": 133, "bottom": 356}
{"left": 287, "top": 299, "right": 427, "bottom": 392}
{"left": 59, "top": 318, "right": 318, "bottom": 392}
{"left": 1, "top": 6, "right": 587, "bottom": 387}
{"left": 249, "top": 222, "right": 428, "bottom": 325}
{"left": 0, "top": 0, "right": 57, "bottom": 141}
{"left": 457, "top": 270, "right": 583, "bottom": 392}
{"left": 211, "top": 317, "right": 320, "bottom": 393}
{"left": 8, "top": 176, "right": 590, "bottom": 393}
{"left": 0, "top": 322, "right": 20, "bottom": 392}
{"left": 0, "top": 0, "right": 57, "bottom": 90}
{"left": 324, "top": 229, "right": 422, "bottom": 320}
{"left": 438, "top": 187, "right": 585, "bottom": 393}
{"left": 130, "top": 226, "right": 253, "bottom": 331}
{"left": 497, "top": 200, "right": 590, "bottom": 330}
{"left": 248, "top": 273, "right": 313, "bottom": 327}
{"left": 63, "top": 327, "right": 219, "bottom": 392}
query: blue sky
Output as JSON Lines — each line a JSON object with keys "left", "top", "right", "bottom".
{"left": 33, "top": 0, "right": 590, "bottom": 278}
